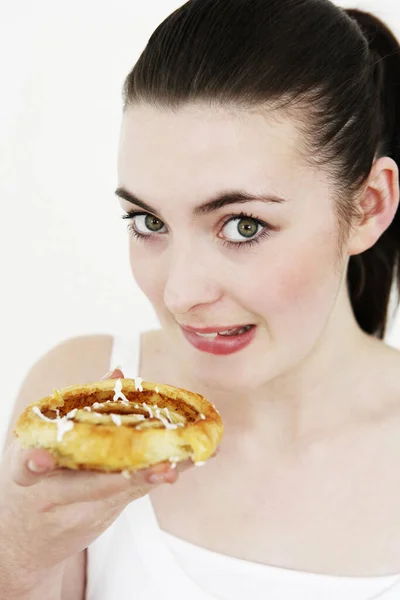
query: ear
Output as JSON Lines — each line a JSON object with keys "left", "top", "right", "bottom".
{"left": 347, "top": 156, "right": 399, "bottom": 257}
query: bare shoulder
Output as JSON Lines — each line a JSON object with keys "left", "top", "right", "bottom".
{"left": 27, "top": 333, "right": 115, "bottom": 387}
{"left": 3, "top": 333, "right": 114, "bottom": 451}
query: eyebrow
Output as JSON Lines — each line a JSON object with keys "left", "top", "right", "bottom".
{"left": 115, "top": 186, "right": 289, "bottom": 217}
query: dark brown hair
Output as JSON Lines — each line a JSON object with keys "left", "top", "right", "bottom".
{"left": 122, "top": 0, "right": 400, "bottom": 339}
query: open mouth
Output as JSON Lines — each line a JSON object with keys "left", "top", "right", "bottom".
{"left": 195, "top": 324, "right": 254, "bottom": 339}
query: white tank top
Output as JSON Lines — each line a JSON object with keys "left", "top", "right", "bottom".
{"left": 86, "top": 332, "right": 400, "bottom": 599}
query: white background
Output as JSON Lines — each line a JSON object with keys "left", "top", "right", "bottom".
{"left": 1, "top": 0, "right": 399, "bottom": 446}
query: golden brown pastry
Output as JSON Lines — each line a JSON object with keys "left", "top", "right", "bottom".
{"left": 14, "top": 378, "right": 224, "bottom": 473}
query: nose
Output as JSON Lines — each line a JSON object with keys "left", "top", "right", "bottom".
{"left": 163, "top": 245, "right": 223, "bottom": 315}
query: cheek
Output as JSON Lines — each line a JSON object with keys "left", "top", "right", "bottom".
{"left": 128, "top": 225, "right": 342, "bottom": 339}
{"left": 241, "top": 235, "right": 342, "bottom": 333}
{"left": 129, "top": 243, "right": 165, "bottom": 300}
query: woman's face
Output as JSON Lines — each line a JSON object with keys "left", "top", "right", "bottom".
{"left": 117, "top": 103, "right": 345, "bottom": 392}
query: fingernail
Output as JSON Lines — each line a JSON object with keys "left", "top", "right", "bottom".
{"left": 27, "top": 459, "right": 46, "bottom": 473}
{"left": 101, "top": 370, "right": 113, "bottom": 380}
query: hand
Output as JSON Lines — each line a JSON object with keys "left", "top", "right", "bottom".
{"left": 0, "top": 369, "right": 194, "bottom": 594}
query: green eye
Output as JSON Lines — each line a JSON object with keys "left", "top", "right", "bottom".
{"left": 236, "top": 218, "right": 258, "bottom": 238}
{"left": 122, "top": 209, "right": 271, "bottom": 249}
{"left": 222, "top": 216, "right": 262, "bottom": 242}
{"left": 145, "top": 215, "right": 164, "bottom": 232}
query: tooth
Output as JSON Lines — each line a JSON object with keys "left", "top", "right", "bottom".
{"left": 218, "top": 325, "right": 251, "bottom": 336}
{"left": 195, "top": 325, "right": 252, "bottom": 338}
{"left": 196, "top": 332, "right": 218, "bottom": 339}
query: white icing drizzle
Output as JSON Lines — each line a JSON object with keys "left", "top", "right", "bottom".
{"left": 66, "top": 408, "right": 78, "bottom": 419}
{"left": 32, "top": 377, "right": 188, "bottom": 439}
{"left": 32, "top": 406, "right": 54, "bottom": 423}
{"left": 142, "top": 402, "right": 154, "bottom": 418}
{"left": 164, "top": 408, "right": 173, "bottom": 424}
{"left": 110, "top": 414, "right": 122, "bottom": 426}
{"left": 32, "top": 406, "right": 75, "bottom": 442}
{"left": 168, "top": 455, "right": 179, "bottom": 469}
{"left": 154, "top": 408, "right": 179, "bottom": 430}
{"left": 56, "top": 420, "right": 74, "bottom": 442}
{"left": 134, "top": 377, "right": 143, "bottom": 392}
{"left": 32, "top": 370, "right": 191, "bottom": 444}
{"left": 199, "top": 413, "right": 206, "bottom": 420}
{"left": 155, "top": 386, "right": 159, "bottom": 393}
{"left": 113, "top": 379, "right": 130, "bottom": 404}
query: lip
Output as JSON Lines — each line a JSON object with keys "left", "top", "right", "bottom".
{"left": 179, "top": 324, "right": 257, "bottom": 356}
{"left": 180, "top": 323, "right": 254, "bottom": 334}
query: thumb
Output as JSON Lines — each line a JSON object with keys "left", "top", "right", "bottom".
{"left": 9, "top": 442, "right": 57, "bottom": 487}
{"left": 101, "top": 367, "right": 125, "bottom": 380}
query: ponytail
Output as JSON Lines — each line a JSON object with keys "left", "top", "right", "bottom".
{"left": 345, "top": 9, "right": 400, "bottom": 339}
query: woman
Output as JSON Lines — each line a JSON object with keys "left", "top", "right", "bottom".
{"left": 2, "top": 0, "right": 400, "bottom": 598}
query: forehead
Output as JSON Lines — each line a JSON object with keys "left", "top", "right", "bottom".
{"left": 117, "top": 103, "right": 325, "bottom": 208}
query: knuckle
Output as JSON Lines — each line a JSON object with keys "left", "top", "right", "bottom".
{"left": 37, "top": 496, "right": 57, "bottom": 513}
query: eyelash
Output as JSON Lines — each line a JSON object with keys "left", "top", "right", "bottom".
{"left": 120, "top": 210, "right": 272, "bottom": 250}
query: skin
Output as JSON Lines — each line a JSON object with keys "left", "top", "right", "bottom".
{"left": 117, "top": 102, "right": 399, "bottom": 445}
{"left": 1, "top": 369, "right": 194, "bottom": 598}
{"left": 8, "top": 100, "right": 399, "bottom": 593}
{"left": 4, "top": 101, "right": 396, "bottom": 592}
{"left": 115, "top": 102, "right": 400, "bottom": 576}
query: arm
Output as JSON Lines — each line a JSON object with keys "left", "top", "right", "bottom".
{"left": 61, "top": 551, "right": 87, "bottom": 600}
{"left": 2, "top": 334, "right": 113, "bottom": 600}
{"left": 0, "top": 564, "right": 64, "bottom": 600}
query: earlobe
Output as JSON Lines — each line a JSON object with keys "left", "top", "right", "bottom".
{"left": 347, "top": 156, "right": 399, "bottom": 257}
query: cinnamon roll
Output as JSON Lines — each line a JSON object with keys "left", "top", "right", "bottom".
{"left": 14, "top": 378, "right": 223, "bottom": 472}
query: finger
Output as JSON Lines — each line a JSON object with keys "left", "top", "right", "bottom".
{"left": 39, "top": 465, "right": 164, "bottom": 507}
{"left": 109, "top": 459, "right": 196, "bottom": 506}
{"left": 10, "top": 442, "right": 57, "bottom": 487}
{"left": 42, "top": 457, "right": 195, "bottom": 508}
{"left": 162, "top": 458, "right": 194, "bottom": 483}
{"left": 143, "top": 459, "right": 191, "bottom": 484}
{"left": 101, "top": 368, "right": 125, "bottom": 380}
